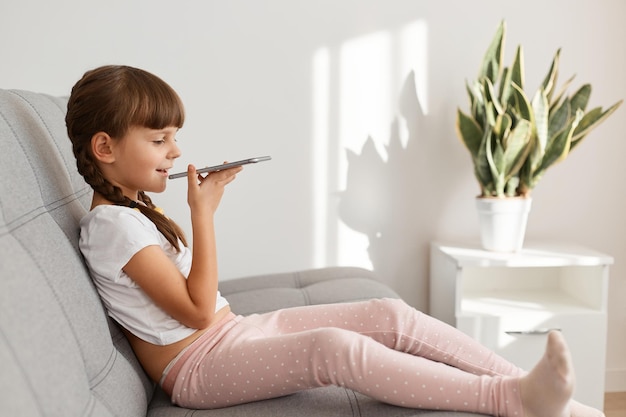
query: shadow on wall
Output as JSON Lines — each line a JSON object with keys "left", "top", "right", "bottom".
{"left": 337, "top": 71, "right": 457, "bottom": 310}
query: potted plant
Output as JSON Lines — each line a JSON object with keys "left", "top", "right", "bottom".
{"left": 456, "top": 20, "right": 622, "bottom": 252}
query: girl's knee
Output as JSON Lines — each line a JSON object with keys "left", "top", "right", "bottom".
{"left": 370, "top": 297, "right": 413, "bottom": 315}
{"left": 309, "top": 327, "right": 354, "bottom": 347}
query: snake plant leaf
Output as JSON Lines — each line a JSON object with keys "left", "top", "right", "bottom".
{"left": 465, "top": 82, "right": 477, "bottom": 116}
{"left": 467, "top": 80, "right": 482, "bottom": 105}
{"left": 520, "top": 114, "right": 542, "bottom": 189}
{"left": 571, "top": 100, "right": 623, "bottom": 146}
{"left": 570, "top": 107, "right": 601, "bottom": 144}
{"left": 465, "top": 82, "right": 476, "bottom": 108}
{"left": 503, "top": 119, "right": 532, "bottom": 180}
{"left": 485, "top": 131, "right": 506, "bottom": 196}
{"left": 548, "top": 97, "right": 571, "bottom": 142}
{"left": 532, "top": 89, "right": 549, "bottom": 154}
{"left": 475, "top": 125, "right": 495, "bottom": 195}
{"left": 505, "top": 176, "right": 520, "bottom": 197}
{"left": 517, "top": 155, "right": 533, "bottom": 197}
{"left": 456, "top": 109, "right": 483, "bottom": 157}
{"left": 540, "top": 49, "right": 560, "bottom": 101}
{"left": 533, "top": 110, "right": 582, "bottom": 181}
{"left": 486, "top": 119, "right": 532, "bottom": 197}
{"left": 525, "top": 136, "right": 542, "bottom": 177}
{"left": 509, "top": 45, "right": 525, "bottom": 92}
{"left": 467, "top": 81, "right": 486, "bottom": 124}
{"left": 483, "top": 78, "right": 504, "bottom": 117}
{"left": 570, "top": 84, "right": 591, "bottom": 112}
{"left": 495, "top": 113, "right": 512, "bottom": 140}
{"left": 480, "top": 20, "right": 505, "bottom": 84}
{"left": 549, "top": 74, "right": 576, "bottom": 110}
{"left": 511, "top": 83, "right": 534, "bottom": 124}
{"left": 546, "top": 126, "right": 573, "bottom": 166}
{"left": 486, "top": 101, "right": 497, "bottom": 128}
{"left": 499, "top": 67, "right": 513, "bottom": 107}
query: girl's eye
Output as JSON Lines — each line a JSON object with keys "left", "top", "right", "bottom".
{"left": 153, "top": 139, "right": 166, "bottom": 144}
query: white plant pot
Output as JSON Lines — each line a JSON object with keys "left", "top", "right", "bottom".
{"left": 475, "top": 197, "right": 532, "bottom": 252}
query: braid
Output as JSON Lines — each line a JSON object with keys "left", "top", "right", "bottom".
{"left": 137, "top": 191, "right": 188, "bottom": 249}
{"left": 73, "top": 142, "right": 124, "bottom": 204}
{"left": 138, "top": 191, "right": 156, "bottom": 209}
{"left": 73, "top": 139, "right": 187, "bottom": 252}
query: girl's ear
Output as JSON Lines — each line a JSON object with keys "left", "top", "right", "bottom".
{"left": 91, "top": 132, "right": 116, "bottom": 163}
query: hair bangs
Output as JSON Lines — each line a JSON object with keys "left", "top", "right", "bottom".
{"left": 128, "top": 73, "right": 185, "bottom": 131}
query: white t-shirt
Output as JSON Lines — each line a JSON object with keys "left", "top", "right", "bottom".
{"left": 79, "top": 205, "right": 229, "bottom": 345}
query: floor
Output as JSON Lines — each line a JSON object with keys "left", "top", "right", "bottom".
{"left": 605, "top": 392, "right": 626, "bottom": 417}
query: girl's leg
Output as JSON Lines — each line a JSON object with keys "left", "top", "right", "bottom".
{"left": 173, "top": 307, "right": 575, "bottom": 416}
{"left": 259, "top": 298, "right": 525, "bottom": 378}
{"left": 174, "top": 316, "right": 524, "bottom": 414}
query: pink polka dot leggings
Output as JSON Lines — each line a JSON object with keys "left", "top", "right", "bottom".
{"left": 162, "top": 298, "right": 526, "bottom": 415}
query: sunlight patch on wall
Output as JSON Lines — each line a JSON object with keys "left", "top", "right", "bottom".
{"left": 312, "top": 47, "right": 330, "bottom": 268}
{"left": 311, "top": 19, "right": 429, "bottom": 270}
{"left": 400, "top": 20, "right": 429, "bottom": 118}
{"left": 339, "top": 30, "right": 393, "bottom": 168}
{"left": 336, "top": 30, "right": 393, "bottom": 268}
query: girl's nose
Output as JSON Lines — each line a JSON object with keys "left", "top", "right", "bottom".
{"left": 169, "top": 142, "right": 182, "bottom": 159}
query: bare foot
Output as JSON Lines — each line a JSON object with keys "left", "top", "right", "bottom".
{"left": 519, "top": 331, "right": 575, "bottom": 417}
{"left": 570, "top": 400, "right": 605, "bottom": 417}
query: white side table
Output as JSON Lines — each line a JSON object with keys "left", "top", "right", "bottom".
{"left": 429, "top": 241, "right": 612, "bottom": 409}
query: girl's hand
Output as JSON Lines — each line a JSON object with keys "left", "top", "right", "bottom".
{"left": 186, "top": 163, "right": 242, "bottom": 215}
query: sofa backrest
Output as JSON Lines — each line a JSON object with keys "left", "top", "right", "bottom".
{"left": 0, "top": 89, "right": 153, "bottom": 417}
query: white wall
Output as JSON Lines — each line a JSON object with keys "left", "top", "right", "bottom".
{"left": 2, "top": 0, "right": 625, "bottom": 391}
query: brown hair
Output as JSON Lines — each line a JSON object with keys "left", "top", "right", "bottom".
{"left": 66, "top": 65, "right": 188, "bottom": 251}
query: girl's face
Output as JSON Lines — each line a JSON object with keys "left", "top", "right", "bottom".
{"left": 107, "top": 125, "right": 181, "bottom": 200}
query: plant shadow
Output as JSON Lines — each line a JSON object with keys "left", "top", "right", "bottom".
{"left": 337, "top": 70, "right": 465, "bottom": 309}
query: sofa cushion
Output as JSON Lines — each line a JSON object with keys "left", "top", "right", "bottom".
{"left": 148, "top": 384, "right": 481, "bottom": 417}
{"left": 220, "top": 267, "right": 399, "bottom": 315}
{"left": 0, "top": 89, "right": 153, "bottom": 417}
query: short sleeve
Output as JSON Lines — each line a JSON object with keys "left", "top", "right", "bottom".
{"left": 79, "top": 206, "right": 162, "bottom": 283}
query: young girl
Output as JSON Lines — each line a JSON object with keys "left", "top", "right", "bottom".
{"left": 66, "top": 65, "right": 602, "bottom": 417}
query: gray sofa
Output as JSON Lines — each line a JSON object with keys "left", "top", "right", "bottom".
{"left": 0, "top": 88, "right": 481, "bottom": 417}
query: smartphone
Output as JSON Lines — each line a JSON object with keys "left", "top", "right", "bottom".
{"left": 168, "top": 156, "right": 272, "bottom": 179}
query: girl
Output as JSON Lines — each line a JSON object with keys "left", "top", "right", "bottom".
{"left": 66, "top": 65, "right": 602, "bottom": 417}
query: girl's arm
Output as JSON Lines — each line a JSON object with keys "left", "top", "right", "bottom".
{"left": 123, "top": 164, "right": 242, "bottom": 330}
